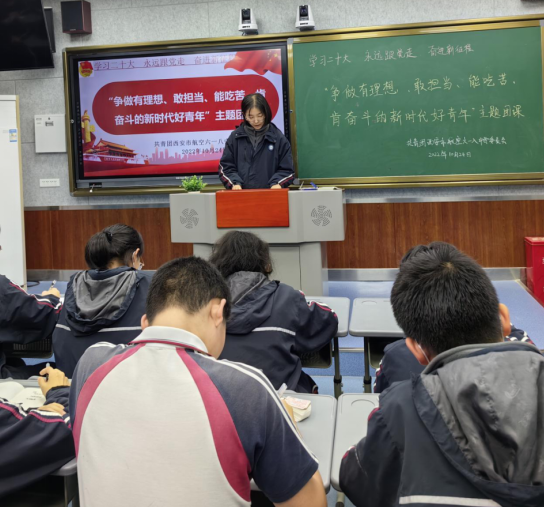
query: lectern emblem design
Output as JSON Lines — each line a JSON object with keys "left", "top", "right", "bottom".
{"left": 180, "top": 208, "right": 199, "bottom": 229}
{"left": 311, "top": 205, "right": 332, "bottom": 226}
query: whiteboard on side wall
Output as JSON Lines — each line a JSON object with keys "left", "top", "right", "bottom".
{"left": 0, "top": 96, "right": 26, "bottom": 287}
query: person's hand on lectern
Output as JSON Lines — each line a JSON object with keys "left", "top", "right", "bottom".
{"left": 232, "top": 185, "right": 242, "bottom": 190}
{"left": 271, "top": 184, "right": 282, "bottom": 189}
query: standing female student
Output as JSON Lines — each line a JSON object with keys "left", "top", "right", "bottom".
{"left": 218, "top": 93, "right": 295, "bottom": 190}
{"left": 210, "top": 231, "right": 338, "bottom": 393}
{"left": 52, "top": 224, "right": 152, "bottom": 377}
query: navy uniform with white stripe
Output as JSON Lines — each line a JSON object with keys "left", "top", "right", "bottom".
{"left": 218, "top": 272, "right": 338, "bottom": 392}
{"left": 218, "top": 93, "right": 294, "bottom": 190}
{"left": 218, "top": 122, "right": 295, "bottom": 190}
{"left": 340, "top": 241, "right": 544, "bottom": 507}
{"left": 374, "top": 325, "right": 535, "bottom": 393}
{"left": 0, "top": 370, "right": 74, "bottom": 498}
{"left": 340, "top": 342, "right": 544, "bottom": 507}
{"left": 53, "top": 267, "right": 152, "bottom": 377}
{"left": 0, "top": 275, "right": 62, "bottom": 379}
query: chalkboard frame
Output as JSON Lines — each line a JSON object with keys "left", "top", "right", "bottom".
{"left": 288, "top": 18, "right": 544, "bottom": 187}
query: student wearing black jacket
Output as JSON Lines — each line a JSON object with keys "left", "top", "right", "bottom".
{"left": 0, "top": 275, "right": 62, "bottom": 379}
{"left": 0, "top": 366, "right": 75, "bottom": 498}
{"left": 340, "top": 242, "right": 544, "bottom": 507}
{"left": 210, "top": 231, "right": 338, "bottom": 392}
{"left": 53, "top": 224, "right": 152, "bottom": 377}
{"left": 374, "top": 325, "right": 535, "bottom": 393}
{"left": 218, "top": 93, "right": 295, "bottom": 190}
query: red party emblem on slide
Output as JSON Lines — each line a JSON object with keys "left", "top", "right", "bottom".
{"left": 92, "top": 75, "right": 280, "bottom": 135}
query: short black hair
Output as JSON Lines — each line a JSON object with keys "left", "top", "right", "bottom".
{"left": 146, "top": 256, "right": 231, "bottom": 324}
{"left": 391, "top": 242, "right": 502, "bottom": 356}
{"left": 85, "top": 224, "right": 144, "bottom": 270}
{"left": 241, "top": 93, "right": 272, "bottom": 125}
{"left": 209, "top": 231, "right": 273, "bottom": 279}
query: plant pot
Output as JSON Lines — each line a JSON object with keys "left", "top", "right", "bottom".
{"left": 188, "top": 190, "right": 201, "bottom": 193}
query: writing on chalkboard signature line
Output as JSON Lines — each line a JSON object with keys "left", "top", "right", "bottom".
{"left": 408, "top": 136, "right": 507, "bottom": 148}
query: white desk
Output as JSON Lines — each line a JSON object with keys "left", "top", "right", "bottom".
{"left": 349, "top": 298, "right": 404, "bottom": 392}
{"left": 252, "top": 393, "right": 337, "bottom": 493}
{"left": 304, "top": 297, "right": 350, "bottom": 398}
{"left": 331, "top": 394, "right": 380, "bottom": 493}
{"left": 349, "top": 298, "right": 404, "bottom": 338}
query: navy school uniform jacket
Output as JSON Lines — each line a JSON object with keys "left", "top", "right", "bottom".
{"left": 218, "top": 272, "right": 339, "bottom": 391}
{"left": 53, "top": 267, "right": 152, "bottom": 377}
{"left": 0, "top": 275, "right": 62, "bottom": 378}
{"left": 340, "top": 341, "right": 544, "bottom": 507}
{"left": 0, "top": 386, "right": 74, "bottom": 498}
{"left": 374, "top": 325, "right": 534, "bottom": 393}
{"left": 218, "top": 122, "right": 295, "bottom": 189}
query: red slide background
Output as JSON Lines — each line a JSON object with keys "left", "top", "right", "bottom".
{"left": 92, "top": 75, "right": 279, "bottom": 135}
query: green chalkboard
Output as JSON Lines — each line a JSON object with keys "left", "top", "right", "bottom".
{"left": 291, "top": 24, "right": 544, "bottom": 184}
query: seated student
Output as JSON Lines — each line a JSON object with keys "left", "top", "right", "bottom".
{"left": 209, "top": 231, "right": 338, "bottom": 392}
{"left": 70, "top": 257, "right": 326, "bottom": 507}
{"left": 53, "top": 224, "right": 152, "bottom": 377}
{"left": 374, "top": 325, "right": 534, "bottom": 393}
{"left": 340, "top": 242, "right": 544, "bottom": 507}
{"left": 0, "top": 274, "right": 62, "bottom": 379}
{"left": 0, "top": 366, "right": 74, "bottom": 498}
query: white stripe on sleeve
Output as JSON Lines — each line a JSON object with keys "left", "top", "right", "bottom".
{"left": 399, "top": 496, "right": 501, "bottom": 506}
{"left": 252, "top": 327, "right": 296, "bottom": 336}
{"left": 219, "top": 163, "right": 234, "bottom": 187}
{"left": 97, "top": 327, "right": 141, "bottom": 332}
{"left": 213, "top": 358, "right": 318, "bottom": 463}
{"left": 277, "top": 173, "right": 294, "bottom": 185}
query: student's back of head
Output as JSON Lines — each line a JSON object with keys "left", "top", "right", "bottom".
{"left": 85, "top": 223, "right": 144, "bottom": 270}
{"left": 147, "top": 256, "right": 231, "bottom": 322}
{"left": 340, "top": 244, "right": 544, "bottom": 506}
{"left": 209, "top": 230, "right": 272, "bottom": 279}
{"left": 70, "top": 256, "right": 327, "bottom": 507}
{"left": 144, "top": 257, "right": 231, "bottom": 358}
{"left": 210, "top": 231, "right": 338, "bottom": 393}
{"left": 391, "top": 241, "right": 503, "bottom": 357}
{"left": 53, "top": 224, "right": 149, "bottom": 376}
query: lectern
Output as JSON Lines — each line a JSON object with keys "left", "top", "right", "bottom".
{"left": 170, "top": 189, "right": 345, "bottom": 296}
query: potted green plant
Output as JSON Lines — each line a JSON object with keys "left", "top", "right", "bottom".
{"left": 181, "top": 175, "right": 207, "bottom": 193}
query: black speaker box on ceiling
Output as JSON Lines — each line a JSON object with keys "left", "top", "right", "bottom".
{"left": 61, "top": 1, "right": 92, "bottom": 34}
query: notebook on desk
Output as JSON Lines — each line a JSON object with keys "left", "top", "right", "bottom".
{"left": 0, "top": 381, "right": 45, "bottom": 410}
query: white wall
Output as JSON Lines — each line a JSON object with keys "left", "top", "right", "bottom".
{"left": 3, "top": 0, "right": 544, "bottom": 207}
{"left": 0, "top": 97, "right": 26, "bottom": 285}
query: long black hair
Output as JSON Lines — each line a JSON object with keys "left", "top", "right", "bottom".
{"left": 241, "top": 93, "right": 272, "bottom": 125}
{"left": 84, "top": 224, "right": 144, "bottom": 270}
{"left": 209, "top": 231, "right": 272, "bottom": 279}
